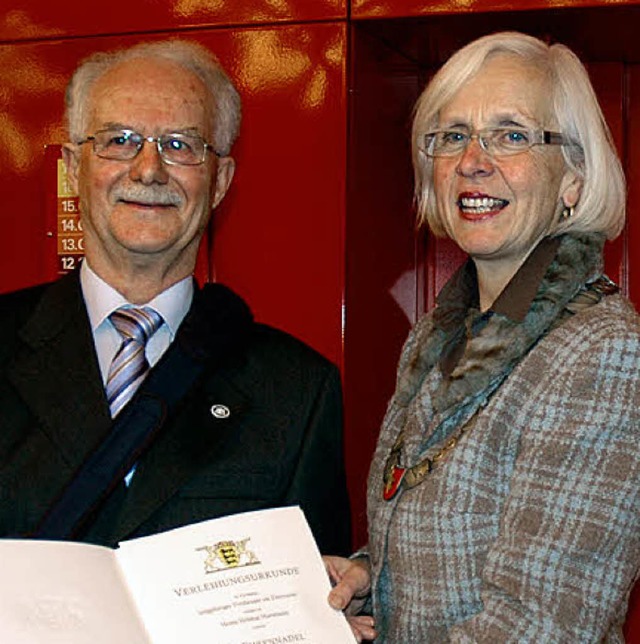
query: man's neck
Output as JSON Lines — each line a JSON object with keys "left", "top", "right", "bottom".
{"left": 83, "top": 254, "right": 194, "bottom": 305}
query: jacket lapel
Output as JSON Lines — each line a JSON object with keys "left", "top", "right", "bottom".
{"left": 114, "top": 372, "right": 251, "bottom": 541}
{"left": 109, "top": 282, "right": 255, "bottom": 542}
{"left": 8, "top": 273, "right": 111, "bottom": 472}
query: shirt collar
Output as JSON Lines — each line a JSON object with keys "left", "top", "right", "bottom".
{"left": 435, "top": 235, "right": 562, "bottom": 378}
{"left": 491, "top": 235, "right": 561, "bottom": 322}
{"left": 80, "top": 259, "right": 194, "bottom": 337}
{"left": 435, "top": 235, "right": 562, "bottom": 331}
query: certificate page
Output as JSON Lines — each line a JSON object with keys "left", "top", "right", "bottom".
{"left": 116, "top": 506, "right": 354, "bottom": 643}
{"left": 0, "top": 539, "right": 150, "bottom": 644}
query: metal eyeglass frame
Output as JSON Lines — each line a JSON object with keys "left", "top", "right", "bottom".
{"left": 77, "top": 128, "right": 221, "bottom": 166}
{"left": 422, "top": 127, "right": 566, "bottom": 158}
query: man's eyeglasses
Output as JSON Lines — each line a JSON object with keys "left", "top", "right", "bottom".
{"left": 422, "top": 127, "right": 566, "bottom": 159}
{"left": 77, "top": 128, "right": 219, "bottom": 166}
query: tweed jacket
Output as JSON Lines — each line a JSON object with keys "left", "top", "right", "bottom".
{"left": 367, "top": 233, "right": 640, "bottom": 642}
{"left": 0, "top": 271, "right": 350, "bottom": 554}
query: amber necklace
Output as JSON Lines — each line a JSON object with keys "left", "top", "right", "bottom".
{"left": 382, "top": 408, "right": 479, "bottom": 501}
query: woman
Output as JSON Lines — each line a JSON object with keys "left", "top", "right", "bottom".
{"left": 327, "top": 32, "right": 640, "bottom": 642}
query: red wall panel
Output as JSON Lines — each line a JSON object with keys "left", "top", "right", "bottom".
{"left": 0, "top": 39, "right": 71, "bottom": 292}
{"left": 587, "top": 63, "right": 628, "bottom": 292}
{"left": 626, "top": 65, "right": 640, "bottom": 312}
{"left": 352, "top": 0, "right": 640, "bottom": 20}
{"left": 345, "top": 24, "right": 423, "bottom": 544}
{"left": 211, "top": 23, "right": 347, "bottom": 367}
{"left": 0, "top": 0, "right": 346, "bottom": 42}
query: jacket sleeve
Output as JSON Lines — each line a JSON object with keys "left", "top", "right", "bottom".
{"left": 282, "top": 364, "right": 351, "bottom": 556}
{"left": 449, "top": 317, "right": 640, "bottom": 642}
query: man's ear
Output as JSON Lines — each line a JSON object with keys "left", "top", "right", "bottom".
{"left": 62, "top": 143, "right": 80, "bottom": 194}
{"left": 211, "top": 156, "right": 235, "bottom": 210}
{"left": 560, "top": 167, "right": 583, "bottom": 209}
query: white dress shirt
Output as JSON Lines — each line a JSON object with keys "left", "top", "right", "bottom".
{"left": 80, "top": 260, "right": 194, "bottom": 486}
{"left": 79, "top": 259, "right": 194, "bottom": 386}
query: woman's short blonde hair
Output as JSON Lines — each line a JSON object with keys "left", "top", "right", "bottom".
{"left": 412, "top": 31, "right": 625, "bottom": 240}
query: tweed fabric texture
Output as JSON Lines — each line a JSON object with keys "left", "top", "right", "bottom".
{"left": 367, "top": 234, "right": 640, "bottom": 642}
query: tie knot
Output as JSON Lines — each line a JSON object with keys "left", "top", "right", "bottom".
{"left": 110, "top": 307, "right": 163, "bottom": 345}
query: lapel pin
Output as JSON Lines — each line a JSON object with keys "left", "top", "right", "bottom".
{"left": 210, "top": 404, "right": 231, "bottom": 419}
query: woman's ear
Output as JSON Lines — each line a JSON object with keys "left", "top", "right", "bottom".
{"left": 560, "top": 168, "right": 583, "bottom": 209}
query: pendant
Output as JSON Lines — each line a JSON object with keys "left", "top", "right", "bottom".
{"left": 383, "top": 464, "right": 406, "bottom": 501}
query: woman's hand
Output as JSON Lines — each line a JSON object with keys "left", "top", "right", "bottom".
{"left": 324, "top": 555, "right": 376, "bottom": 642}
{"left": 345, "top": 615, "right": 377, "bottom": 643}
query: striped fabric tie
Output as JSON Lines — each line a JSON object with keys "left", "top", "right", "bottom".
{"left": 106, "top": 307, "right": 163, "bottom": 418}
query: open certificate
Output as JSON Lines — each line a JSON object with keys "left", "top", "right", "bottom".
{"left": 0, "top": 507, "right": 355, "bottom": 643}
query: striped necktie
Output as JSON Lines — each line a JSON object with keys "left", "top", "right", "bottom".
{"left": 106, "top": 307, "right": 163, "bottom": 418}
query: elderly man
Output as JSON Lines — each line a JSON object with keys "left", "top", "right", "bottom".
{"left": 0, "top": 40, "right": 350, "bottom": 554}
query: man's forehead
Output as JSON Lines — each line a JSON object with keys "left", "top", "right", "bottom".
{"left": 91, "top": 56, "right": 205, "bottom": 98}
{"left": 86, "top": 56, "right": 213, "bottom": 133}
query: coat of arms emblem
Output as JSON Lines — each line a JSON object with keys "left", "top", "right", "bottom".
{"left": 196, "top": 538, "right": 260, "bottom": 573}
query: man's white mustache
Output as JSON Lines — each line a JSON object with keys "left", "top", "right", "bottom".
{"left": 111, "top": 185, "right": 183, "bottom": 207}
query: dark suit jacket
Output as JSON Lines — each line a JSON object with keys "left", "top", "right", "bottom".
{"left": 0, "top": 272, "right": 350, "bottom": 554}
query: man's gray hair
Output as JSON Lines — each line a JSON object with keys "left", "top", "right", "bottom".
{"left": 66, "top": 39, "right": 241, "bottom": 156}
{"left": 412, "top": 31, "right": 625, "bottom": 240}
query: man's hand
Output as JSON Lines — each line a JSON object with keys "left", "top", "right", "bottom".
{"left": 324, "top": 555, "right": 376, "bottom": 642}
